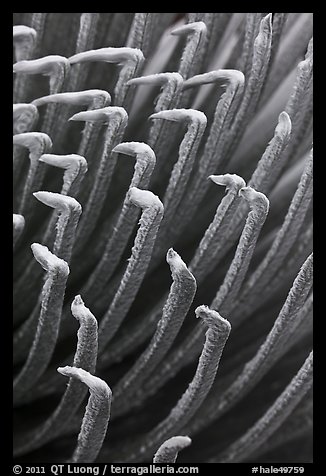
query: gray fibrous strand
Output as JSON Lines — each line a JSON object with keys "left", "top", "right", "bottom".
{"left": 149, "top": 108, "right": 207, "bottom": 246}
{"left": 13, "top": 22, "right": 37, "bottom": 101}
{"left": 98, "top": 187, "right": 164, "bottom": 352}
{"left": 169, "top": 69, "right": 245, "bottom": 239}
{"left": 153, "top": 436, "right": 192, "bottom": 463}
{"left": 34, "top": 192, "right": 82, "bottom": 262}
{"left": 39, "top": 153, "right": 88, "bottom": 198}
{"left": 223, "top": 14, "right": 273, "bottom": 162}
{"left": 129, "top": 72, "right": 183, "bottom": 118}
{"left": 57, "top": 367, "right": 112, "bottom": 463}
{"left": 112, "top": 306, "right": 231, "bottom": 462}
{"left": 211, "top": 186, "right": 269, "bottom": 313}
{"left": 13, "top": 25, "right": 36, "bottom": 62}
{"left": 236, "top": 14, "right": 265, "bottom": 78}
{"left": 173, "top": 21, "right": 207, "bottom": 96}
{"left": 32, "top": 89, "right": 111, "bottom": 152}
{"left": 211, "top": 351, "right": 313, "bottom": 463}
{"left": 187, "top": 14, "right": 232, "bottom": 74}
{"left": 13, "top": 132, "right": 52, "bottom": 217}
{"left": 231, "top": 149, "right": 313, "bottom": 323}
{"left": 82, "top": 142, "right": 156, "bottom": 301}
{"left": 67, "top": 14, "right": 101, "bottom": 92}
{"left": 260, "top": 14, "right": 313, "bottom": 106}
{"left": 13, "top": 103, "right": 39, "bottom": 135}
{"left": 68, "top": 47, "right": 145, "bottom": 109}
{"left": 70, "top": 106, "right": 128, "bottom": 252}
{"left": 135, "top": 73, "right": 185, "bottom": 167}
{"left": 13, "top": 214, "right": 25, "bottom": 249}
{"left": 14, "top": 55, "right": 70, "bottom": 135}
{"left": 14, "top": 295, "right": 98, "bottom": 455}
{"left": 285, "top": 38, "right": 313, "bottom": 121}
{"left": 126, "top": 14, "right": 175, "bottom": 59}
{"left": 189, "top": 173, "right": 246, "bottom": 280}
{"left": 109, "top": 248, "right": 196, "bottom": 415}
{"left": 249, "top": 386, "right": 313, "bottom": 460}
{"left": 13, "top": 245, "right": 69, "bottom": 404}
